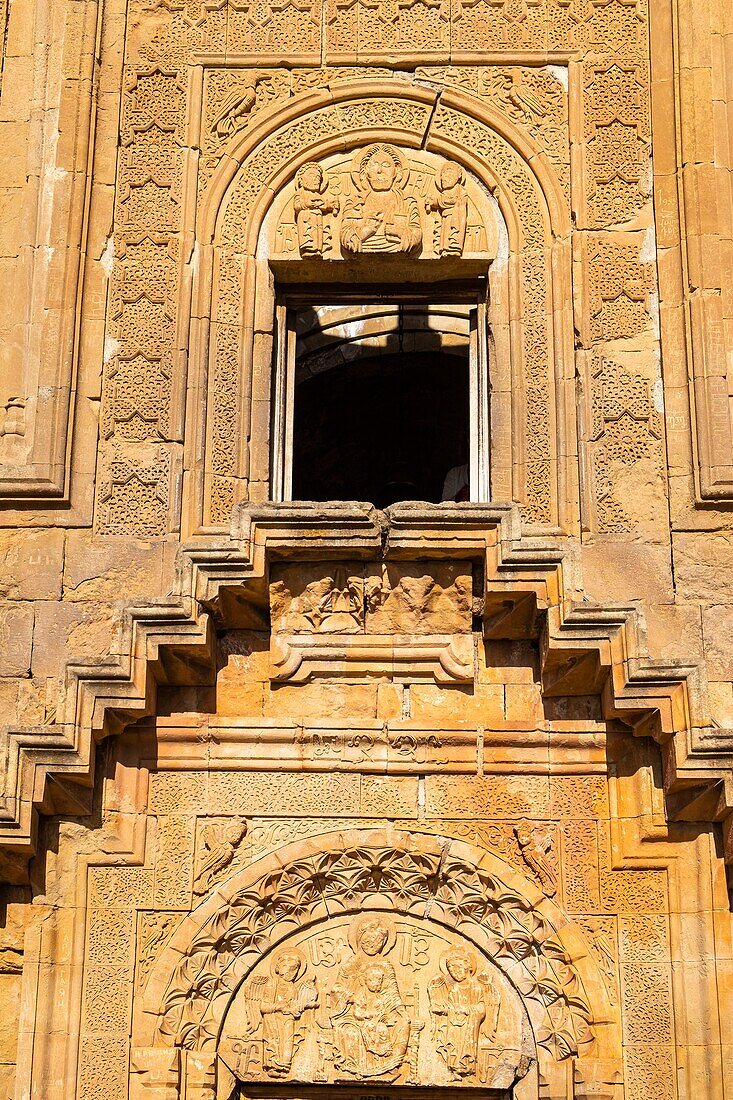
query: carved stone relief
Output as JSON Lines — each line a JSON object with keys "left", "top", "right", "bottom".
{"left": 269, "top": 145, "right": 494, "bottom": 261}
{"left": 268, "top": 561, "right": 474, "bottom": 683}
{"left": 218, "top": 914, "right": 533, "bottom": 1092}
{"left": 193, "top": 817, "right": 249, "bottom": 896}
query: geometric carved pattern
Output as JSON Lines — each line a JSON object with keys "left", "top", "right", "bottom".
{"left": 153, "top": 831, "right": 596, "bottom": 1061}
{"left": 589, "top": 357, "right": 664, "bottom": 532}
{"left": 94, "top": 0, "right": 658, "bottom": 535}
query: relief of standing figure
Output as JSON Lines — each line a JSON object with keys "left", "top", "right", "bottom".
{"left": 293, "top": 163, "right": 340, "bottom": 257}
{"left": 428, "top": 948, "right": 500, "bottom": 1080}
{"left": 426, "top": 160, "right": 468, "bottom": 257}
{"left": 243, "top": 949, "right": 319, "bottom": 1078}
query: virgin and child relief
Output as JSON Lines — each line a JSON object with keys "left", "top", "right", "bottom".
{"left": 218, "top": 914, "right": 532, "bottom": 1094}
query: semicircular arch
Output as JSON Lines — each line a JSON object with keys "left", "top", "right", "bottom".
{"left": 190, "top": 82, "right": 575, "bottom": 532}
{"left": 141, "top": 829, "right": 615, "bottom": 1068}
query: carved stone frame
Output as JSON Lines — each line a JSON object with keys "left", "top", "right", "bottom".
{"left": 183, "top": 79, "right": 576, "bottom": 537}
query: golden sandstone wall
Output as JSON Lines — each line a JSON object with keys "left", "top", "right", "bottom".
{"left": 0, "top": 0, "right": 733, "bottom": 1099}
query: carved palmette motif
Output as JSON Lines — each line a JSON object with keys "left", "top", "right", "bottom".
{"left": 158, "top": 837, "right": 594, "bottom": 1066}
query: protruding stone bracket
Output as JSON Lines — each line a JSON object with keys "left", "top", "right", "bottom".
{"left": 1, "top": 501, "right": 732, "bottom": 885}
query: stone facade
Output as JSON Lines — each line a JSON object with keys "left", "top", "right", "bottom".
{"left": 0, "top": 1, "right": 733, "bottom": 1099}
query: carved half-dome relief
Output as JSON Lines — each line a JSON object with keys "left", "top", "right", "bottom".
{"left": 270, "top": 145, "right": 499, "bottom": 260}
{"left": 218, "top": 914, "right": 533, "bottom": 1094}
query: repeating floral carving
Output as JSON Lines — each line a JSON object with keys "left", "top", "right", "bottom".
{"left": 96, "top": 445, "right": 172, "bottom": 537}
{"left": 156, "top": 837, "right": 594, "bottom": 1061}
{"left": 588, "top": 240, "right": 655, "bottom": 342}
{"left": 97, "top": 63, "right": 187, "bottom": 534}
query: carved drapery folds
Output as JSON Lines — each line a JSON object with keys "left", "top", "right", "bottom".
{"left": 218, "top": 912, "right": 534, "bottom": 1092}
{"left": 273, "top": 144, "right": 486, "bottom": 261}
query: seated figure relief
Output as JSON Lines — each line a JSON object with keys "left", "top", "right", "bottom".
{"left": 340, "top": 144, "right": 423, "bottom": 255}
{"left": 320, "top": 914, "right": 418, "bottom": 1081}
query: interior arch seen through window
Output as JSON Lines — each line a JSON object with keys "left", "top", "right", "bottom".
{"left": 273, "top": 300, "right": 489, "bottom": 508}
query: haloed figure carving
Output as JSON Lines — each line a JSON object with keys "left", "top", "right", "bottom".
{"left": 244, "top": 950, "right": 319, "bottom": 1077}
{"left": 293, "top": 162, "right": 339, "bottom": 257}
{"left": 340, "top": 144, "right": 422, "bottom": 255}
{"left": 326, "top": 915, "right": 412, "bottom": 1080}
{"left": 428, "top": 949, "right": 500, "bottom": 1080}
{"left": 427, "top": 160, "right": 468, "bottom": 256}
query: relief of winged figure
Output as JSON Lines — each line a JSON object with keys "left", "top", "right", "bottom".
{"left": 244, "top": 951, "right": 319, "bottom": 1078}
{"left": 193, "top": 817, "right": 248, "bottom": 896}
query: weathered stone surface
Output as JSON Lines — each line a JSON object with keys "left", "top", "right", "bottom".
{"left": 1, "top": 3, "right": 733, "bottom": 1100}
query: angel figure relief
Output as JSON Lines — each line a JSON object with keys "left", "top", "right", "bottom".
{"left": 242, "top": 950, "right": 319, "bottom": 1078}
{"left": 193, "top": 818, "right": 248, "bottom": 896}
{"left": 428, "top": 949, "right": 501, "bottom": 1081}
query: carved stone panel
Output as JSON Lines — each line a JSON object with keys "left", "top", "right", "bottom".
{"left": 268, "top": 561, "right": 474, "bottom": 683}
{"left": 268, "top": 146, "right": 498, "bottom": 261}
{"left": 218, "top": 915, "right": 533, "bottom": 1092}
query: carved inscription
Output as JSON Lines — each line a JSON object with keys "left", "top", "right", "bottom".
{"left": 219, "top": 913, "right": 533, "bottom": 1091}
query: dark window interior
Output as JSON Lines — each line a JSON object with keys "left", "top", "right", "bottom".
{"left": 291, "top": 304, "right": 471, "bottom": 508}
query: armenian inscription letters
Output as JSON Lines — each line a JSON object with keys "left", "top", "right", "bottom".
{"left": 218, "top": 914, "right": 530, "bottom": 1094}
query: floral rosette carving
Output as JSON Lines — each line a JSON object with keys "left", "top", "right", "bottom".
{"left": 156, "top": 837, "right": 594, "bottom": 1061}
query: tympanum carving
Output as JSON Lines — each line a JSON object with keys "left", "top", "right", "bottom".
{"left": 271, "top": 146, "right": 496, "bottom": 261}
{"left": 216, "top": 908, "right": 548, "bottom": 1094}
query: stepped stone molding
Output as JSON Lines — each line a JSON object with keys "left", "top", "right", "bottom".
{"left": 1, "top": 502, "right": 732, "bottom": 886}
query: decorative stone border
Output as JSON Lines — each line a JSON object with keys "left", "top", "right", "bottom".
{"left": 0, "top": 502, "right": 730, "bottom": 887}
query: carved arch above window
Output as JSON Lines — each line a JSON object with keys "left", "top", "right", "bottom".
{"left": 183, "top": 82, "right": 576, "bottom": 537}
